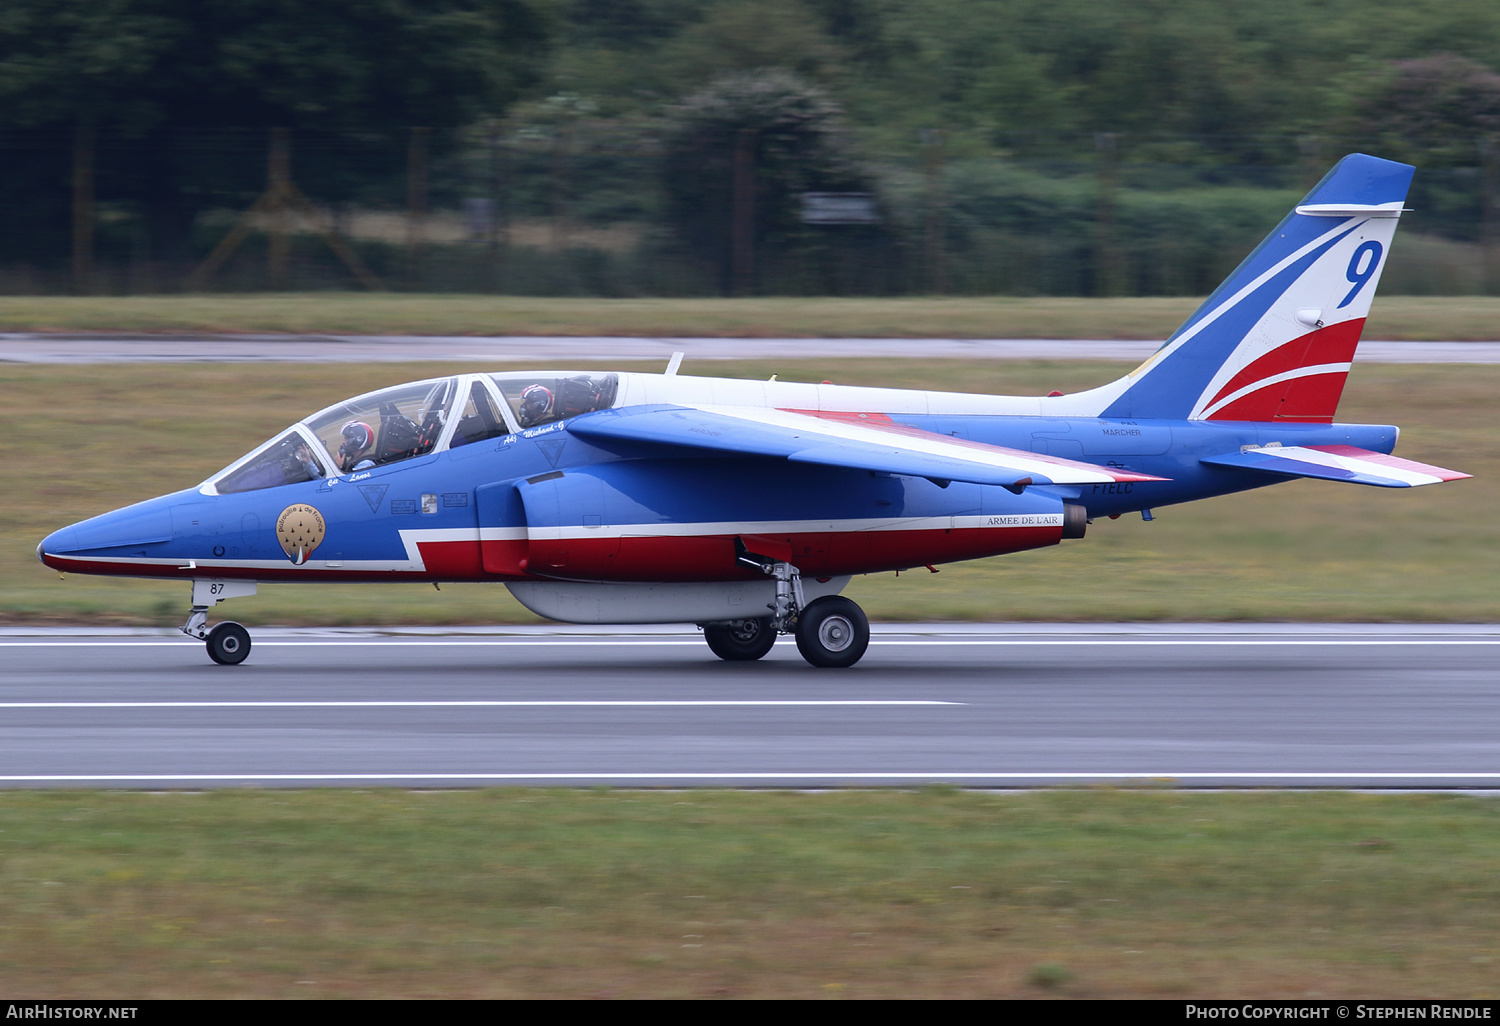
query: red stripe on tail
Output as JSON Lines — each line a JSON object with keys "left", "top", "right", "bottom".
{"left": 1204, "top": 318, "right": 1364, "bottom": 423}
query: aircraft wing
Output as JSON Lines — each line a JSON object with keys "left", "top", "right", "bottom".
{"left": 568, "top": 405, "right": 1167, "bottom": 488}
{"left": 1200, "top": 444, "right": 1470, "bottom": 488}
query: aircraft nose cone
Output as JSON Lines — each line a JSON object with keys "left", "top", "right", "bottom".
{"left": 38, "top": 492, "right": 196, "bottom": 571}
{"left": 37, "top": 526, "right": 79, "bottom": 569}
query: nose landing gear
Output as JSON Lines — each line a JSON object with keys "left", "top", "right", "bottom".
{"left": 181, "top": 580, "right": 257, "bottom": 665}
{"left": 205, "top": 621, "right": 252, "bottom": 665}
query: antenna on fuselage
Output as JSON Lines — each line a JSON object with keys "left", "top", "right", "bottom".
{"left": 665, "top": 352, "right": 685, "bottom": 376}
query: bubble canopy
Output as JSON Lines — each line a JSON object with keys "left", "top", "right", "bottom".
{"left": 202, "top": 372, "right": 619, "bottom": 495}
{"left": 305, "top": 377, "right": 458, "bottom": 474}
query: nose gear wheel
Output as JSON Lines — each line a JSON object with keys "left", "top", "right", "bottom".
{"left": 205, "top": 621, "right": 252, "bottom": 665}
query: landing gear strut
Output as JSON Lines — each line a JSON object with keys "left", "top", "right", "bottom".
{"left": 180, "top": 580, "right": 257, "bottom": 665}
{"left": 702, "top": 554, "right": 872, "bottom": 668}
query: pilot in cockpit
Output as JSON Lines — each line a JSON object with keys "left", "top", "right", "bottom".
{"left": 293, "top": 440, "right": 324, "bottom": 481}
{"left": 338, "top": 421, "right": 377, "bottom": 472}
{"left": 518, "top": 384, "right": 554, "bottom": 428}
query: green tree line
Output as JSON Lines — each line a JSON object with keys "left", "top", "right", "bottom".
{"left": 3, "top": 0, "right": 1499, "bottom": 294}
{"left": 550, "top": 0, "right": 1500, "bottom": 157}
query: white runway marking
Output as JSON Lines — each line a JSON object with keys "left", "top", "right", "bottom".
{"left": 0, "top": 639, "right": 717, "bottom": 647}
{"left": 3, "top": 638, "right": 1500, "bottom": 648}
{"left": 1, "top": 772, "right": 1499, "bottom": 784}
{"left": 0, "top": 700, "right": 960, "bottom": 709}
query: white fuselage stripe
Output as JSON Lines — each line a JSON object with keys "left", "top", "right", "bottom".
{"left": 0, "top": 772, "right": 1496, "bottom": 783}
{"left": 523, "top": 513, "right": 1062, "bottom": 541}
{"left": 0, "top": 700, "right": 961, "bottom": 708}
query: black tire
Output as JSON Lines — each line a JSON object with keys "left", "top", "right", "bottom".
{"left": 794, "top": 597, "right": 870, "bottom": 668}
{"left": 703, "top": 618, "right": 778, "bottom": 661}
{"left": 206, "top": 621, "right": 251, "bottom": 666}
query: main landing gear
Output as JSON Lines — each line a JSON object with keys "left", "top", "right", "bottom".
{"left": 181, "top": 580, "right": 258, "bottom": 665}
{"left": 703, "top": 617, "right": 778, "bottom": 661}
{"left": 794, "top": 596, "right": 870, "bottom": 669}
{"left": 701, "top": 560, "right": 872, "bottom": 668}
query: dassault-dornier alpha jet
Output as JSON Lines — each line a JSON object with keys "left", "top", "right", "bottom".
{"left": 38, "top": 154, "right": 1469, "bottom": 667}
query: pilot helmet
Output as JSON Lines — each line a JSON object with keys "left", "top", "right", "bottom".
{"left": 339, "top": 421, "right": 374, "bottom": 457}
{"left": 519, "top": 384, "right": 554, "bottom": 426}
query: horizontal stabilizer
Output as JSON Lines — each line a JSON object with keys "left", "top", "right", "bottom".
{"left": 570, "top": 404, "right": 1167, "bottom": 488}
{"left": 1200, "top": 444, "right": 1470, "bottom": 488}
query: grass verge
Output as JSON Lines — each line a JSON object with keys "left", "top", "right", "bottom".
{"left": 7, "top": 358, "right": 1492, "bottom": 626}
{"left": 1, "top": 789, "right": 1497, "bottom": 998}
{"left": 1, "top": 294, "right": 1500, "bottom": 340}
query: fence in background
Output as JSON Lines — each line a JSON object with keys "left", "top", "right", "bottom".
{"left": 2, "top": 125, "right": 1496, "bottom": 296}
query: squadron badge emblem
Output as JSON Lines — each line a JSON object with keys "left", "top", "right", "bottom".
{"left": 276, "top": 504, "right": 326, "bottom": 565}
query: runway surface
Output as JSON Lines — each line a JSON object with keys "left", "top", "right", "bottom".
{"left": 2, "top": 624, "right": 1498, "bottom": 788}
{"left": 3, "top": 334, "right": 1500, "bottom": 364}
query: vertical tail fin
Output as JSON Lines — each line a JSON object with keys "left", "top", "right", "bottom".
{"left": 1095, "top": 154, "right": 1413, "bottom": 423}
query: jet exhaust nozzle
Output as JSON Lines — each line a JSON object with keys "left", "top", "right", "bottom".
{"left": 1062, "top": 503, "right": 1088, "bottom": 540}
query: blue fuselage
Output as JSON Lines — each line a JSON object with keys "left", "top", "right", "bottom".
{"left": 38, "top": 415, "right": 1398, "bottom": 585}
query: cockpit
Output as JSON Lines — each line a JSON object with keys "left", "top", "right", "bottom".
{"left": 204, "top": 371, "right": 619, "bottom": 495}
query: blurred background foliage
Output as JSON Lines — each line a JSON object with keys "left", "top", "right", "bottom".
{"left": 3, "top": 0, "right": 1500, "bottom": 296}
